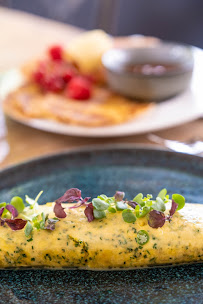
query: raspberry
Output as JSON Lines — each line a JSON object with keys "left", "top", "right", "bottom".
{"left": 43, "top": 76, "right": 64, "bottom": 93}
{"left": 32, "top": 70, "right": 44, "bottom": 84}
{"left": 32, "top": 61, "right": 46, "bottom": 84}
{"left": 66, "top": 76, "right": 92, "bottom": 100}
{"left": 62, "top": 67, "right": 76, "bottom": 83}
{"left": 48, "top": 45, "right": 63, "bottom": 61}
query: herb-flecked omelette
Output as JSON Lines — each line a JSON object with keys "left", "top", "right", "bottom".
{"left": 0, "top": 188, "right": 202, "bottom": 269}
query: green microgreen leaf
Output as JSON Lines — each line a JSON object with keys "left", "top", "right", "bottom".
{"left": 24, "top": 221, "right": 33, "bottom": 237}
{"left": 139, "top": 206, "right": 150, "bottom": 218}
{"left": 122, "top": 209, "right": 136, "bottom": 223}
{"left": 135, "top": 205, "right": 140, "bottom": 217}
{"left": 152, "top": 197, "right": 166, "bottom": 212}
{"left": 93, "top": 209, "right": 106, "bottom": 219}
{"left": 0, "top": 202, "right": 6, "bottom": 208}
{"left": 92, "top": 198, "right": 109, "bottom": 211}
{"left": 25, "top": 191, "right": 43, "bottom": 208}
{"left": 10, "top": 196, "right": 25, "bottom": 213}
{"left": 116, "top": 201, "right": 127, "bottom": 211}
{"left": 40, "top": 212, "right": 46, "bottom": 229}
{"left": 97, "top": 194, "right": 108, "bottom": 201}
{"left": 133, "top": 193, "right": 143, "bottom": 205}
{"left": 172, "top": 194, "right": 185, "bottom": 211}
{"left": 32, "top": 215, "right": 41, "bottom": 229}
{"left": 35, "top": 191, "right": 43, "bottom": 202}
{"left": 25, "top": 196, "right": 37, "bottom": 206}
{"left": 145, "top": 200, "right": 153, "bottom": 207}
{"left": 137, "top": 230, "right": 149, "bottom": 245}
{"left": 106, "top": 197, "right": 115, "bottom": 204}
{"left": 157, "top": 188, "right": 167, "bottom": 200}
{"left": 108, "top": 206, "right": 116, "bottom": 213}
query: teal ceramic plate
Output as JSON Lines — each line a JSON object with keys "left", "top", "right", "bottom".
{"left": 0, "top": 145, "right": 202, "bottom": 304}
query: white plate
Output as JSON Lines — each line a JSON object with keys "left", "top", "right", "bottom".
{"left": 0, "top": 47, "right": 203, "bottom": 138}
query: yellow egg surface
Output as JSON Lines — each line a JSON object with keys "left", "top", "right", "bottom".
{"left": 0, "top": 203, "right": 202, "bottom": 269}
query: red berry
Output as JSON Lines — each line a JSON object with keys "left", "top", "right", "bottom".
{"left": 62, "top": 67, "right": 76, "bottom": 83}
{"left": 66, "top": 76, "right": 92, "bottom": 100}
{"left": 32, "top": 70, "right": 44, "bottom": 84}
{"left": 48, "top": 45, "right": 63, "bottom": 61}
{"left": 43, "top": 76, "right": 64, "bottom": 93}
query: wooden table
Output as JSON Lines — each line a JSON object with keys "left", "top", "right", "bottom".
{"left": 0, "top": 8, "right": 202, "bottom": 170}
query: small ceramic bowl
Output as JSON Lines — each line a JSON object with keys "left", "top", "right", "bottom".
{"left": 102, "top": 42, "right": 194, "bottom": 100}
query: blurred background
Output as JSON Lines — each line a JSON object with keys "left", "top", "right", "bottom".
{"left": 0, "top": 1, "right": 203, "bottom": 169}
{"left": 1, "top": 0, "right": 203, "bottom": 47}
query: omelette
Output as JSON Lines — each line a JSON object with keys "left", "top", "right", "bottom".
{"left": 0, "top": 188, "right": 202, "bottom": 269}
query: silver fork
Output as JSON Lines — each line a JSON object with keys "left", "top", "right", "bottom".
{"left": 148, "top": 134, "right": 203, "bottom": 156}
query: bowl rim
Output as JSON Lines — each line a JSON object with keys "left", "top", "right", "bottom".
{"left": 102, "top": 41, "right": 194, "bottom": 79}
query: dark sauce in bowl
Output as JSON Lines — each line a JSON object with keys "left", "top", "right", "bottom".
{"left": 125, "top": 63, "right": 185, "bottom": 76}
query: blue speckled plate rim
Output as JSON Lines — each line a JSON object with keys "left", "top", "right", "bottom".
{"left": 1, "top": 143, "right": 202, "bottom": 172}
{"left": 0, "top": 143, "right": 202, "bottom": 190}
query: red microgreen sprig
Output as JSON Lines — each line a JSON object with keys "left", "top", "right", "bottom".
{"left": 54, "top": 188, "right": 91, "bottom": 219}
{"left": 148, "top": 199, "right": 179, "bottom": 228}
{"left": 0, "top": 205, "right": 27, "bottom": 231}
{"left": 84, "top": 203, "right": 94, "bottom": 222}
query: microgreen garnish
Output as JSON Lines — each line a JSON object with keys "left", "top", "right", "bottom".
{"left": 93, "top": 209, "right": 106, "bottom": 219}
{"left": 148, "top": 210, "right": 166, "bottom": 228}
{"left": 54, "top": 188, "right": 90, "bottom": 218}
{"left": 172, "top": 194, "right": 185, "bottom": 211}
{"left": 116, "top": 201, "right": 127, "bottom": 211}
{"left": 54, "top": 203, "right": 66, "bottom": 218}
{"left": 84, "top": 203, "right": 94, "bottom": 222}
{"left": 0, "top": 198, "right": 27, "bottom": 230}
{"left": 169, "top": 200, "right": 178, "bottom": 218}
{"left": 133, "top": 193, "right": 144, "bottom": 206}
{"left": 6, "top": 205, "right": 18, "bottom": 218}
{"left": 54, "top": 188, "right": 185, "bottom": 237}
{"left": 25, "top": 221, "right": 33, "bottom": 237}
{"left": 0, "top": 191, "right": 61, "bottom": 233}
{"left": 4, "top": 219, "right": 27, "bottom": 231}
{"left": 45, "top": 218, "right": 59, "bottom": 231}
{"left": 10, "top": 196, "right": 25, "bottom": 213}
{"left": 114, "top": 191, "right": 125, "bottom": 201}
{"left": 127, "top": 201, "right": 138, "bottom": 209}
{"left": 56, "top": 188, "right": 82, "bottom": 204}
{"left": 0, "top": 187, "right": 185, "bottom": 243}
{"left": 151, "top": 197, "right": 166, "bottom": 212}
{"left": 108, "top": 206, "right": 116, "bottom": 213}
{"left": 92, "top": 198, "right": 109, "bottom": 211}
{"left": 157, "top": 188, "right": 167, "bottom": 200}
{"left": 122, "top": 209, "right": 136, "bottom": 223}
